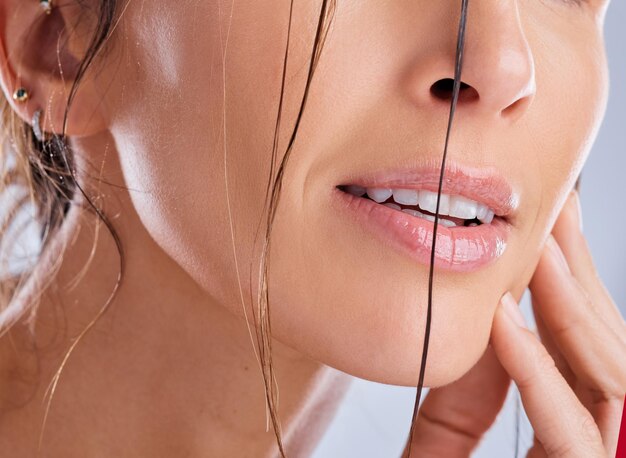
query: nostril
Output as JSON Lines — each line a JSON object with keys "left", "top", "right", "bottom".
{"left": 501, "top": 95, "right": 532, "bottom": 119}
{"left": 430, "top": 78, "right": 479, "bottom": 103}
{"left": 430, "top": 78, "right": 456, "bottom": 99}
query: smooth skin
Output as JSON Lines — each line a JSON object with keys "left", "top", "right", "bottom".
{"left": 0, "top": 0, "right": 624, "bottom": 456}
{"left": 406, "top": 191, "right": 626, "bottom": 457}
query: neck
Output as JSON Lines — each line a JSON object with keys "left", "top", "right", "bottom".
{"left": 1, "top": 137, "right": 351, "bottom": 457}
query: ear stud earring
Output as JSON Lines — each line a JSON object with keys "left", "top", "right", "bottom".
{"left": 40, "top": 0, "right": 53, "bottom": 15}
{"left": 13, "top": 88, "right": 30, "bottom": 103}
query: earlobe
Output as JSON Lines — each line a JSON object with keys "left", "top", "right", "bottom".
{"left": 0, "top": 0, "right": 107, "bottom": 139}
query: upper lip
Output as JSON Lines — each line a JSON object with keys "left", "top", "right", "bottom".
{"left": 337, "top": 160, "right": 520, "bottom": 219}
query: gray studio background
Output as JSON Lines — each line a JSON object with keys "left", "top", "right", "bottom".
{"left": 313, "top": 4, "right": 626, "bottom": 458}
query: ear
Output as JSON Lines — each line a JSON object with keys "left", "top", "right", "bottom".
{"left": 0, "top": 0, "right": 107, "bottom": 138}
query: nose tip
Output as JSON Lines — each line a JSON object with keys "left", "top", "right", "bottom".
{"left": 427, "top": 51, "right": 536, "bottom": 119}
{"left": 460, "top": 43, "right": 537, "bottom": 119}
{"left": 407, "top": 2, "right": 536, "bottom": 121}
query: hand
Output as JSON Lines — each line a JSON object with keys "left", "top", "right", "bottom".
{"left": 402, "top": 190, "right": 626, "bottom": 458}
{"left": 401, "top": 344, "right": 511, "bottom": 457}
{"left": 491, "top": 190, "right": 626, "bottom": 457}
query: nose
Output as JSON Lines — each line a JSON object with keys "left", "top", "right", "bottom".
{"left": 405, "top": 1, "right": 536, "bottom": 121}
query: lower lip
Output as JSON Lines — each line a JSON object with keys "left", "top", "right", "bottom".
{"left": 332, "top": 188, "right": 511, "bottom": 273}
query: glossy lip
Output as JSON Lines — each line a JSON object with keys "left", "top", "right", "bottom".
{"left": 332, "top": 163, "right": 518, "bottom": 272}
{"left": 338, "top": 163, "right": 520, "bottom": 220}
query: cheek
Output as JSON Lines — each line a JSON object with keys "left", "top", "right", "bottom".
{"left": 537, "top": 54, "right": 606, "bottom": 187}
{"left": 527, "top": 10, "right": 608, "bottom": 203}
{"left": 105, "top": 0, "right": 314, "bottom": 309}
{"left": 513, "top": 19, "right": 608, "bottom": 257}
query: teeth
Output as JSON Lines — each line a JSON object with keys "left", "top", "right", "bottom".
{"left": 402, "top": 208, "right": 423, "bottom": 218}
{"left": 345, "top": 185, "right": 366, "bottom": 197}
{"left": 392, "top": 188, "right": 419, "bottom": 206}
{"left": 415, "top": 191, "right": 451, "bottom": 215}
{"left": 448, "top": 195, "right": 478, "bottom": 219}
{"left": 383, "top": 202, "right": 401, "bottom": 211}
{"left": 476, "top": 203, "right": 489, "bottom": 220}
{"left": 366, "top": 187, "right": 393, "bottom": 203}
{"left": 438, "top": 218, "right": 457, "bottom": 227}
{"left": 479, "top": 209, "right": 495, "bottom": 224}
{"left": 352, "top": 185, "right": 498, "bottom": 224}
{"left": 418, "top": 190, "right": 438, "bottom": 214}
{"left": 437, "top": 194, "right": 450, "bottom": 215}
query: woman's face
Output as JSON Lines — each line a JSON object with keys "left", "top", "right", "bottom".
{"left": 94, "top": 0, "right": 609, "bottom": 386}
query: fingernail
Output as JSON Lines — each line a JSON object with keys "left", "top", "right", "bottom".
{"left": 570, "top": 190, "right": 583, "bottom": 232}
{"left": 546, "top": 235, "right": 571, "bottom": 273}
{"left": 501, "top": 292, "right": 527, "bottom": 329}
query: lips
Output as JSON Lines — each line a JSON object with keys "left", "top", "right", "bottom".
{"left": 331, "top": 163, "right": 519, "bottom": 272}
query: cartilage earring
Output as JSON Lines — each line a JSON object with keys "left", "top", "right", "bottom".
{"left": 32, "top": 109, "right": 45, "bottom": 142}
{"left": 40, "top": 0, "right": 53, "bottom": 15}
{"left": 13, "top": 87, "right": 29, "bottom": 103}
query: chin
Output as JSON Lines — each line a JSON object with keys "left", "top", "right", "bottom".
{"left": 275, "top": 301, "right": 493, "bottom": 390}
{"left": 361, "top": 334, "right": 490, "bottom": 389}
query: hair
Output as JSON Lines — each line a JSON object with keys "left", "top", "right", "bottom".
{"left": 0, "top": 0, "right": 125, "bottom": 450}
{"left": 0, "top": 0, "right": 120, "bottom": 320}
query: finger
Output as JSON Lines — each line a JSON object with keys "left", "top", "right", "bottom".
{"left": 529, "top": 235, "right": 626, "bottom": 399}
{"left": 551, "top": 190, "right": 626, "bottom": 341}
{"left": 531, "top": 296, "right": 576, "bottom": 389}
{"left": 526, "top": 436, "right": 547, "bottom": 458}
{"left": 408, "top": 345, "right": 510, "bottom": 456}
{"left": 534, "top": 281, "right": 621, "bottom": 457}
{"left": 491, "top": 292, "right": 605, "bottom": 457}
{"left": 529, "top": 237, "right": 626, "bottom": 454}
